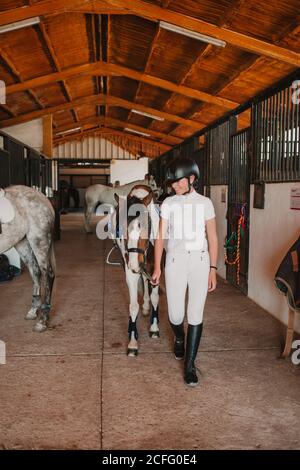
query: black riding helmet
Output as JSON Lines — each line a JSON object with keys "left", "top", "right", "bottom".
{"left": 165, "top": 157, "right": 200, "bottom": 184}
{"left": 164, "top": 157, "right": 200, "bottom": 195}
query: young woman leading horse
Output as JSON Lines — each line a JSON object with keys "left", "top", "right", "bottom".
{"left": 152, "top": 157, "right": 218, "bottom": 387}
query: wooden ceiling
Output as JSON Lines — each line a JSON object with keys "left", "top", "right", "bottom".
{"left": 0, "top": 0, "right": 300, "bottom": 156}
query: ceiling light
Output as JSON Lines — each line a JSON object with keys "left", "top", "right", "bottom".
{"left": 124, "top": 128, "right": 150, "bottom": 137}
{"left": 56, "top": 127, "right": 81, "bottom": 136}
{"left": 0, "top": 17, "right": 41, "bottom": 34}
{"left": 131, "top": 109, "right": 164, "bottom": 121}
{"left": 159, "top": 21, "right": 226, "bottom": 48}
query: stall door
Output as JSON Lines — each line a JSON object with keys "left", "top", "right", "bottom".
{"left": 226, "top": 129, "right": 251, "bottom": 295}
{"left": 4, "top": 138, "right": 25, "bottom": 185}
{"left": 0, "top": 149, "right": 10, "bottom": 187}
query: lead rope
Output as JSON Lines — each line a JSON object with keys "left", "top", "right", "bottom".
{"left": 224, "top": 204, "right": 246, "bottom": 286}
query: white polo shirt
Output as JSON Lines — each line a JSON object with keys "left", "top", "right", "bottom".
{"left": 160, "top": 190, "right": 215, "bottom": 253}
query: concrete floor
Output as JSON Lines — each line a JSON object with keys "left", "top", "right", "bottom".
{"left": 0, "top": 214, "right": 299, "bottom": 450}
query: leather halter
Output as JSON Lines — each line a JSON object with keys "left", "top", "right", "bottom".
{"left": 127, "top": 247, "right": 147, "bottom": 254}
{"left": 123, "top": 205, "right": 151, "bottom": 273}
{"left": 124, "top": 211, "right": 151, "bottom": 262}
{"left": 115, "top": 187, "right": 153, "bottom": 274}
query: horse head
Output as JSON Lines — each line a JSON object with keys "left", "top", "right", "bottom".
{"left": 114, "top": 185, "right": 153, "bottom": 274}
{"left": 146, "top": 175, "right": 160, "bottom": 198}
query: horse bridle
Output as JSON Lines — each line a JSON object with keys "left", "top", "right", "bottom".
{"left": 114, "top": 189, "right": 155, "bottom": 281}
{"left": 124, "top": 209, "right": 151, "bottom": 264}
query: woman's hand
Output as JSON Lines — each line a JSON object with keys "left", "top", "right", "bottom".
{"left": 152, "top": 267, "right": 161, "bottom": 286}
{"left": 208, "top": 268, "right": 217, "bottom": 292}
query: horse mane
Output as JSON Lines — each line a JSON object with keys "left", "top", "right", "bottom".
{"left": 128, "top": 184, "right": 152, "bottom": 198}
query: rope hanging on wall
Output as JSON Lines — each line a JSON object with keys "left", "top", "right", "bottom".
{"left": 224, "top": 204, "right": 246, "bottom": 285}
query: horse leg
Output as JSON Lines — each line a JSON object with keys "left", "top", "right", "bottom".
{"left": 27, "top": 234, "right": 55, "bottom": 332}
{"left": 15, "top": 238, "right": 41, "bottom": 320}
{"left": 43, "top": 241, "right": 56, "bottom": 322}
{"left": 149, "top": 284, "right": 160, "bottom": 338}
{"left": 125, "top": 268, "right": 140, "bottom": 356}
{"left": 141, "top": 273, "right": 150, "bottom": 316}
{"left": 84, "top": 201, "right": 95, "bottom": 234}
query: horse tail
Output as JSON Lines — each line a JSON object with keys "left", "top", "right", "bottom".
{"left": 50, "top": 240, "right": 56, "bottom": 277}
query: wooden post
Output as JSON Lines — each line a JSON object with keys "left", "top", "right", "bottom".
{"left": 43, "top": 114, "right": 53, "bottom": 157}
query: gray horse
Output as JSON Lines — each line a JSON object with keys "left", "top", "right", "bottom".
{"left": 0, "top": 186, "right": 56, "bottom": 332}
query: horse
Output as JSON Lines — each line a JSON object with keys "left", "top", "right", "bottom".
{"left": 0, "top": 186, "right": 56, "bottom": 332}
{"left": 84, "top": 176, "right": 158, "bottom": 233}
{"left": 98, "top": 184, "right": 160, "bottom": 356}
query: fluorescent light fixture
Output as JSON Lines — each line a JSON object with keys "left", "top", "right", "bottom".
{"left": 131, "top": 109, "right": 164, "bottom": 121}
{"left": 159, "top": 21, "right": 226, "bottom": 48}
{"left": 124, "top": 127, "right": 150, "bottom": 137}
{"left": 0, "top": 17, "right": 41, "bottom": 34}
{"left": 56, "top": 127, "right": 81, "bottom": 136}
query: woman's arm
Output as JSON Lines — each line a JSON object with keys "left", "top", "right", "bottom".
{"left": 206, "top": 217, "right": 218, "bottom": 292}
{"left": 152, "top": 217, "right": 168, "bottom": 285}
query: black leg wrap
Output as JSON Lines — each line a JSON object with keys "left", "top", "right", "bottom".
{"left": 128, "top": 318, "right": 138, "bottom": 341}
{"left": 184, "top": 323, "right": 203, "bottom": 386}
{"left": 150, "top": 306, "right": 159, "bottom": 325}
{"left": 170, "top": 322, "right": 185, "bottom": 360}
{"left": 149, "top": 306, "right": 160, "bottom": 338}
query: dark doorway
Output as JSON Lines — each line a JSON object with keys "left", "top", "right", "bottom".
{"left": 226, "top": 129, "right": 251, "bottom": 295}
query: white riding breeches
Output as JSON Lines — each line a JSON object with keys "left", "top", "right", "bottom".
{"left": 164, "top": 250, "right": 210, "bottom": 326}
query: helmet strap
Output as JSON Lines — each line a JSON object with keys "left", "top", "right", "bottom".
{"left": 182, "top": 177, "right": 192, "bottom": 195}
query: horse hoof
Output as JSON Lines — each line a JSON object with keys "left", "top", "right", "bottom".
{"left": 127, "top": 348, "right": 138, "bottom": 357}
{"left": 33, "top": 322, "right": 47, "bottom": 333}
{"left": 25, "top": 309, "right": 38, "bottom": 320}
{"left": 149, "top": 331, "right": 160, "bottom": 339}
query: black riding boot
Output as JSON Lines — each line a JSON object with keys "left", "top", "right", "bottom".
{"left": 170, "top": 322, "right": 185, "bottom": 360}
{"left": 184, "top": 323, "right": 203, "bottom": 386}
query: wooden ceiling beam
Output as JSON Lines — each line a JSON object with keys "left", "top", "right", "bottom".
{"left": 160, "top": 43, "right": 213, "bottom": 135}
{"left": 54, "top": 115, "right": 182, "bottom": 144}
{"left": 168, "top": 0, "right": 251, "bottom": 136}
{"left": 0, "top": 0, "right": 126, "bottom": 26}
{"left": 219, "top": 0, "right": 248, "bottom": 28}
{"left": 161, "top": 1, "right": 172, "bottom": 9}
{"left": 0, "top": 48, "right": 45, "bottom": 112}
{"left": 2, "top": 0, "right": 299, "bottom": 65}
{"left": 6, "top": 59, "right": 238, "bottom": 110}
{"left": 126, "top": 24, "right": 161, "bottom": 126}
{"left": 38, "top": 21, "right": 79, "bottom": 123}
{"left": 194, "top": 18, "right": 300, "bottom": 120}
{"left": 104, "top": 0, "right": 300, "bottom": 66}
{"left": 0, "top": 92, "right": 203, "bottom": 130}
{"left": 53, "top": 125, "right": 171, "bottom": 152}
{"left": 0, "top": 104, "right": 16, "bottom": 118}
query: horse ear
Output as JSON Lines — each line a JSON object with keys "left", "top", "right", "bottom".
{"left": 114, "top": 193, "right": 119, "bottom": 203}
{"left": 142, "top": 191, "right": 153, "bottom": 207}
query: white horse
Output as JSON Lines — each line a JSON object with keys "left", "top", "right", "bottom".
{"left": 0, "top": 186, "right": 56, "bottom": 332}
{"left": 84, "top": 176, "right": 158, "bottom": 233}
{"left": 98, "top": 185, "right": 160, "bottom": 356}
